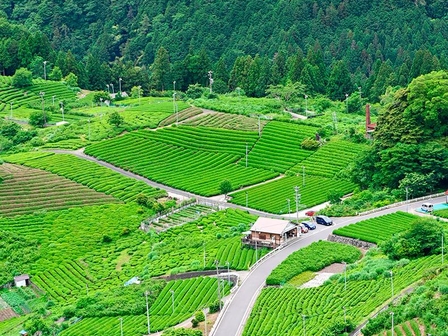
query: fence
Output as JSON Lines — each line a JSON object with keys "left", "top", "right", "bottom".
{"left": 358, "top": 192, "right": 445, "bottom": 216}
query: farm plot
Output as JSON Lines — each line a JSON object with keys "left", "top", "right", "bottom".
{"left": 0, "top": 315, "right": 28, "bottom": 336}
{"left": 150, "top": 277, "right": 230, "bottom": 331}
{"left": 85, "top": 127, "right": 278, "bottom": 196}
{"left": 158, "top": 106, "right": 203, "bottom": 126}
{"left": 333, "top": 212, "right": 418, "bottom": 244}
{"left": 229, "top": 175, "right": 356, "bottom": 214}
{"left": 131, "top": 208, "right": 268, "bottom": 277}
{"left": 245, "top": 121, "right": 318, "bottom": 172}
{"left": 184, "top": 111, "right": 269, "bottom": 131}
{"left": 266, "top": 241, "right": 361, "bottom": 285}
{"left": 0, "top": 163, "right": 119, "bottom": 216}
{"left": 149, "top": 204, "right": 216, "bottom": 232}
{"left": 0, "top": 203, "right": 151, "bottom": 275}
{"left": 289, "top": 139, "right": 369, "bottom": 177}
{"left": 243, "top": 254, "right": 441, "bottom": 336}
{"left": 4, "top": 152, "right": 166, "bottom": 202}
{"left": 59, "top": 315, "right": 148, "bottom": 336}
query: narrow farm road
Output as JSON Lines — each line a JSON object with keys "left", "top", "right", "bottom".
{"left": 211, "top": 195, "right": 447, "bottom": 336}
{"left": 48, "top": 149, "right": 295, "bottom": 219}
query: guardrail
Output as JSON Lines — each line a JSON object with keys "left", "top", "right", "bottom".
{"left": 357, "top": 192, "right": 445, "bottom": 216}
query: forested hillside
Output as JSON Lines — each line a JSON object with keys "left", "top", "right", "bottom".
{"left": 1, "top": 0, "right": 448, "bottom": 99}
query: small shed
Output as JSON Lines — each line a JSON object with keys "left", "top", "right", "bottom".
{"left": 242, "top": 217, "right": 298, "bottom": 249}
{"left": 14, "top": 275, "right": 30, "bottom": 288}
{"left": 19, "top": 330, "right": 29, "bottom": 336}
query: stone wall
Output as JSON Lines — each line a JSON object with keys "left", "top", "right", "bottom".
{"left": 327, "top": 234, "right": 377, "bottom": 249}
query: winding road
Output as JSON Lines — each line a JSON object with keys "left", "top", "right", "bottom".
{"left": 48, "top": 149, "right": 447, "bottom": 335}
{"left": 211, "top": 195, "right": 447, "bottom": 336}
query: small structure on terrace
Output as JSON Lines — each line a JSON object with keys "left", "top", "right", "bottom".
{"left": 14, "top": 274, "right": 30, "bottom": 288}
{"left": 242, "top": 217, "right": 298, "bottom": 249}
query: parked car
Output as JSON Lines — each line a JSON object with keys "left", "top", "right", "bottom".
{"left": 299, "top": 223, "right": 309, "bottom": 234}
{"left": 316, "top": 215, "right": 333, "bottom": 226}
{"left": 301, "top": 221, "right": 316, "bottom": 230}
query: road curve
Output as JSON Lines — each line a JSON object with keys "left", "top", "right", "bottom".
{"left": 49, "top": 149, "right": 295, "bottom": 219}
{"left": 211, "top": 195, "right": 447, "bottom": 336}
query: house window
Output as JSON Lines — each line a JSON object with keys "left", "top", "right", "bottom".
{"left": 259, "top": 234, "right": 266, "bottom": 240}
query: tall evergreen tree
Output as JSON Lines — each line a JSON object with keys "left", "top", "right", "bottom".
{"left": 327, "top": 60, "right": 353, "bottom": 101}
{"left": 150, "top": 47, "right": 171, "bottom": 91}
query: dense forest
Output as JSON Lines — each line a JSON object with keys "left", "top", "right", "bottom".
{"left": 1, "top": 0, "right": 448, "bottom": 100}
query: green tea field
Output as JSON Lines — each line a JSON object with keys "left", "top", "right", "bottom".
{"left": 3, "top": 152, "right": 166, "bottom": 202}
{"left": 0, "top": 163, "right": 119, "bottom": 216}
{"left": 85, "top": 126, "right": 279, "bottom": 196}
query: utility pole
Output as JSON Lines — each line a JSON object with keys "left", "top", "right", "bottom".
{"left": 332, "top": 112, "right": 338, "bottom": 134}
{"left": 304, "top": 95, "right": 308, "bottom": 117}
{"left": 390, "top": 271, "right": 394, "bottom": 300}
{"left": 208, "top": 70, "right": 213, "bottom": 93}
{"left": 119, "top": 77, "right": 122, "bottom": 95}
{"left": 9, "top": 102, "right": 12, "bottom": 119}
{"left": 343, "top": 261, "right": 347, "bottom": 291}
{"left": 405, "top": 187, "right": 409, "bottom": 212}
{"left": 52, "top": 95, "right": 55, "bottom": 107}
{"left": 145, "top": 291, "right": 151, "bottom": 335}
{"left": 106, "top": 84, "right": 110, "bottom": 94}
{"left": 60, "top": 101, "right": 65, "bottom": 122}
{"left": 302, "top": 314, "right": 306, "bottom": 336}
{"left": 226, "top": 261, "right": 230, "bottom": 283}
{"left": 245, "top": 191, "right": 248, "bottom": 208}
{"left": 110, "top": 83, "right": 114, "bottom": 95}
{"left": 43, "top": 61, "right": 47, "bottom": 80}
{"left": 442, "top": 232, "right": 444, "bottom": 265}
{"left": 254, "top": 227, "right": 258, "bottom": 262}
{"left": 345, "top": 93, "right": 349, "bottom": 113}
{"left": 204, "top": 310, "right": 208, "bottom": 336}
{"left": 119, "top": 317, "right": 123, "bottom": 336}
{"left": 203, "top": 242, "right": 206, "bottom": 268}
{"left": 138, "top": 85, "right": 142, "bottom": 105}
{"left": 294, "top": 186, "right": 300, "bottom": 225}
{"left": 170, "top": 290, "right": 175, "bottom": 314}
{"left": 39, "top": 91, "right": 46, "bottom": 124}
{"left": 215, "top": 260, "right": 221, "bottom": 310}
{"left": 390, "top": 312, "right": 394, "bottom": 335}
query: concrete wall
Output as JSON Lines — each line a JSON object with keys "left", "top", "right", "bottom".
{"left": 327, "top": 234, "right": 377, "bottom": 249}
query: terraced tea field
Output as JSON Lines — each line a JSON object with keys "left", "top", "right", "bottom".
{"left": 184, "top": 111, "right": 269, "bottom": 131}
{"left": 246, "top": 121, "right": 319, "bottom": 172}
{"left": 0, "top": 163, "right": 119, "bottom": 216}
{"left": 4, "top": 152, "right": 166, "bottom": 202}
{"left": 243, "top": 255, "right": 441, "bottom": 336}
{"left": 288, "top": 139, "right": 369, "bottom": 177}
{"left": 230, "top": 175, "right": 356, "bottom": 214}
{"left": 158, "top": 106, "right": 203, "bottom": 126}
{"left": 333, "top": 212, "right": 418, "bottom": 244}
{"left": 374, "top": 319, "right": 425, "bottom": 336}
{"left": 85, "top": 127, "right": 278, "bottom": 196}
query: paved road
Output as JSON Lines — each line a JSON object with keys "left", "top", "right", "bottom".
{"left": 211, "top": 195, "right": 448, "bottom": 336}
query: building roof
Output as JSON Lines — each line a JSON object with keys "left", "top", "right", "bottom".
{"left": 14, "top": 274, "right": 30, "bottom": 282}
{"left": 250, "top": 217, "right": 296, "bottom": 235}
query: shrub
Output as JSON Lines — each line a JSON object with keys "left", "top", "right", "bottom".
{"left": 12, "top": 68, "right": 33, "bottom": 88}
{"left": 186, "top": 84, "right": 205, "bottom": 99}
{"left": 209, "top": 300, "right": 222, "bottom": 314}
{"left": 108, "top": 111, "right": 124, "bottom": 127}
{"left": 102, "top": 235, "right": 112, "bottom": 243}
{"left": 195, "top": 310, "right": 205, "bottom": 322}
{"left": 301, "top": 138, "right": 320, "bottom": 150}
{"left": 29, "top": 111, "right": 51, "bottom": 128}
{"left": 191, "top": 318, "right": 199, "bottom": 328}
